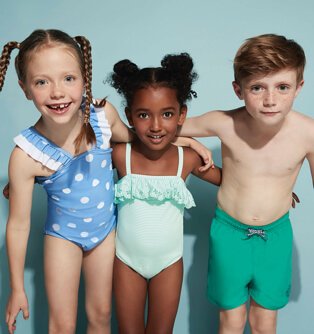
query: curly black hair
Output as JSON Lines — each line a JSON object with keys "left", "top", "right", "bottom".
{"left": 109, "top": 52, "right": 198, "bottom": 107}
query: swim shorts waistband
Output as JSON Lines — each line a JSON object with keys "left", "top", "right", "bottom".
{"left": 215, "top": 206, "right": 290, "bottom": 232}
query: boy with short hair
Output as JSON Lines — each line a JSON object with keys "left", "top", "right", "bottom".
{"left": 180, "top": 34, "right": 314, "bottom": 334}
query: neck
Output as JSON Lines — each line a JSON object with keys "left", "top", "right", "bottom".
{"left": 35, "top": 112, "right": 83, "bottom": 148}
{"left": 133, "top": 138, "right": 172, "bottom": 161}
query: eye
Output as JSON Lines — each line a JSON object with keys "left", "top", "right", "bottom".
{"left": 138, "top": 112, "right": 149, "bottom": 119}
{"left": 250, "top": 85, "right": 263, "bottom": 93}
{"left": 65, "top": 75, "right": 75, "bottom": 82}
{"left": 278, "top": 84, "right": 289, "bottom": 92}
{"left": 35, "top": 79, "right": 47, "bottom": 86}
{"left": 163, "top": 111, "right": 174, "bottom": 118}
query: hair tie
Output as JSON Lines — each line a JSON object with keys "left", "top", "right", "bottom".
{"left": 190, "top": 90, "right": 197, "bottom": 98}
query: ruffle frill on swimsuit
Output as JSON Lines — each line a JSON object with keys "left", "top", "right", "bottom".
{"left": 115, "top": 174, "right": 195, "bottom": 209}
{"left": 14, "top": 127, "right": 72, "bottom": 171}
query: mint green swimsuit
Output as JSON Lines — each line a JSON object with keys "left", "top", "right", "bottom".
{"left": 115, "top": 143, "right": 195, "bottom": 279}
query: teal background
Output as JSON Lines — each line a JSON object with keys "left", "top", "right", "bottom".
{"left": 0, "top": 0, "right": 313, "bottom": 333}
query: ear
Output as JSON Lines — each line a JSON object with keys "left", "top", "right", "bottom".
{"left": 295, "top": 79, "right": 304, "bottom": 98}
{"left": 178, "top": 105, "right": 187, "bottom": 126}
{"left": 125, "top": 107, "right": 134, "bottom": 127}
{"left": 18, "top": 80, "right": 32, "bottom": 100}
{"left": 232, "top": 81, "right": 243, "bottom": 100}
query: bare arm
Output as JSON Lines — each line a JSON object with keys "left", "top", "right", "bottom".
{"left": 6, "top": 148, "right": 36, "bottom": 333}
{"left": 173, "top": 136, "right": 214, "bottom": 171}
{"left": 182, "top": 148, "right": 222, "bottom": 186}
{"left": 104, "top": 101, "right": 134, "bottom": 143}
{"left": 178, "top": 110, "right": 224, "bottom": 138}
{"left": 306, "top": 150, "right": 314, "bottom": 187}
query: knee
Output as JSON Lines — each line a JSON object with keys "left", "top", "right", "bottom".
{"left": 49, "top": 317, "right": 76, "bottom": 334}
{"left": 86, "top": 304, "right": 111, "bottom": 328}
{"left": 220, "top": 308, "right": 247, "bottom": 332}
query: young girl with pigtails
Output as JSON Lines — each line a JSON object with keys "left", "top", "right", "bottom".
{"left": 109, "top": 53, "right": 222, "bottom": 334}
{"left": 0, "top": 29, "right": 136, "bottom": 334}
{"left": 0, "top": 30, "right": 212, "bottom": 333}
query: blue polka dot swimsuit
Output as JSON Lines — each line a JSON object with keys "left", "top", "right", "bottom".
{"left": 14, "top": 105, "right": 116, "bottom": 251}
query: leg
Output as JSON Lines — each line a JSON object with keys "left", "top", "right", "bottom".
{"left": 82, "top": 230, "right": 115, "bottom": 334}
{"left": 113, "top": 256, "right": 147, "bottom": 334}
{"left": 44, "top": 236, "right": 83, "bottom": 334}
{"left": 146, "top": 258, "right": 183, "bottom": 334}
{"left": 248, "top": 300, "right": 277, "bottom": 334}
{"left": 219, "top": 304, "right": 247, "bottom": 334}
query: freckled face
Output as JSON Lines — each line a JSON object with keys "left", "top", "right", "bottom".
{"left": 126, "top": 86, "right": 187, "bottom": 151}
{"left": 233, "top": 69, "right": 304, "bottom": 126}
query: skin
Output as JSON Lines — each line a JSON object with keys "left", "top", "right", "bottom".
{"left": 6, "top": 45, "right": 133, "bottom": 334}
{"left": 112, "top": 86, "right": 222, "bottom": 334}
{"left": 179, "top": 68, "right": 314, "bottom": 334}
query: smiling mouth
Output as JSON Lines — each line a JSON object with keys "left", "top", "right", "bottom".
{"left": 47, "top": 103, "right": 71, "bottom": 113}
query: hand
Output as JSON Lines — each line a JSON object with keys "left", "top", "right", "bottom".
{"left": 291, "top": 192, "right": 300, "bottom": 208}
{"left": 3, "top": 182, "right": 9, "bottom": 199}
{"left": 6, "top": 291, "right": 29, "bottom": 334}
{"left": 173, "top": 137, "right": 214, "bottom": 171}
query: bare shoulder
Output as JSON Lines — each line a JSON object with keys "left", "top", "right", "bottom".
{"left": 290, "top": 110, "right": 314, "bottom": 136}
{"left": 9, "top": 146, "right": 53, "bottom": 179}
{"left": 181, "top": 146, "right": 202, "bottom": 178}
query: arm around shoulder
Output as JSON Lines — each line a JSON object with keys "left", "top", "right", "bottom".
{"left": 179, "top": 110, "right": 227, "bottom": 138}
{"left": 104, "top": 101, "right": 134, "bottom": 143}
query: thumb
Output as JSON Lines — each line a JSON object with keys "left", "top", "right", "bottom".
{"left": 22, "top": 306, "right": 29, "bottom": 320}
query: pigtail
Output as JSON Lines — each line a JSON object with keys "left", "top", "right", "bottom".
{"left": 161, "top": 53, "right": 198, "bottom": 101}
{"left": 0, "top": 41, "right": 20, "bottom": 91}
{"left": 73, "top": 36, "right": 96, "bottom": 154}
{"left": 110, "top": 60, "right": 139, "bottom": 94}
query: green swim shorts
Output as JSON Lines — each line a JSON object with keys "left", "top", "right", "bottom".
{"left": 207, "top": 207, "right": 293, "bottom": 310}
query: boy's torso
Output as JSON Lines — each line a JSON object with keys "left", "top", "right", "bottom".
{"left": 217, "top": 108, "right": 312, "bottom": 225}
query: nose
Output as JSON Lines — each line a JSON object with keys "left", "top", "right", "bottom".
{"left": 50, "top": 82, "right": 65, "bottom": 99}
{"left": 150, "top": 116, "right": 162, "bottom": 132}
{"left": 263, "top": 90, "right": 276, "bottom": 107}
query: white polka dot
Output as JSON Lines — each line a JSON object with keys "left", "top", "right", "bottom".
{"left": 51, "top": 195, "right": 60, "bottom": 201}
{"left": 109, "top": 164, "right": 113, "bottom": 170}
{"left": 83, "top": 218, "right": 93, "bottom": 223}
{"left": 105, "top": 182, "right": 110, "bottom": 190}
{"left": 62, "top": 188, "right": 71, "bottom": 194}
{"left": 97, "top": 201, "right": 105, "bottom": 209}
{"left": 99, "top": 221, "right": 106, "bottom": 226}
{"left": 44, "top": 180, "right": 53, "bottom": 184}
{"left": 91, "top": 237, "right": 99, "bottom": 243}
{"left": 52, "top": 224, "right": 60, "bottom": 231}
{"left": 67, "top": 223, "right": 77, "bottom": 228}
{"left": 101, "top": 160, "right": 107, "bottom": 168}
{"left": 75, "top": 173, "right": 84, "bottom": 181}
{"left": 41, "top": 140, "right": 48, "bottom": 145}
{"left": 86, "top": 154, "right": 94, "bottom": 162}
{"left": 80, "top": 197, "right": 90, "bottom": 204}
{"left": 56, "top": 208, "right": 62, "bottom": 215}
{"left": 110, "top": 203, "right": 114, "bottom": 211}
{"left": 80, "top": 231, "right": 89, "bottom": 238}
{"left": 92, "top": 179, "right": 100, "bottom": 187}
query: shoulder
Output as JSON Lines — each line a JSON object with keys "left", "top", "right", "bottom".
{"left": 181, "top": 146, "right": 203, "bottom": 177}
{"left": 9, "top": 146, "right": 40, "bottom": 179}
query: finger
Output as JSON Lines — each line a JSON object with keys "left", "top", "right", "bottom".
{"left": 22, "top": 307, "right": 30, "bottom": 319}
{"left": 292, "top": 192, "right": 300, "bottom": 203}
